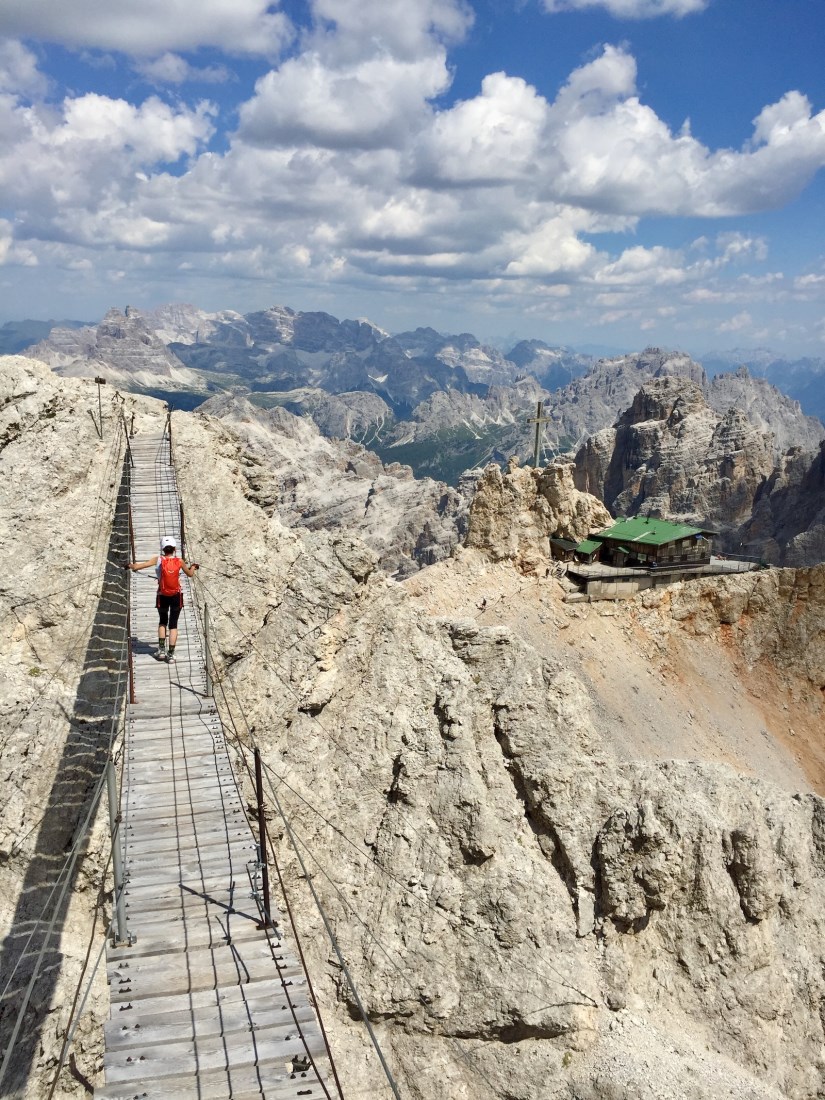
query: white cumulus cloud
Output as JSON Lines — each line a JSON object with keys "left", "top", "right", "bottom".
{"left": 0, "top": 90, "right": 215, "bottom": 249}
{"left": 536, "top": 48, "right": 825, "bottom": 217}
{"left": 135, "top": 53, "right": 232, "bottom": 86}
{"left": 542, "top": 0, "right": 708, "bottom": 16}
{"left": 240, "top": 53, "right": 451, "bottom": 149}
{"left": 412, "top": 72, "right": 549, "bottom": 185}
{"left": 311, "top": 0, "right": 472, "bottom": 59}
{"left": 239, "top": 0, "right": 470, "bottom": 149}
{"left": 0, "top": 0, "right": 820, "bottom": 349}
{"left": 0, "top": 40, "right": 48, "bottom": 97}
{"left": 718, "top": 310, "right": 753, "bottom": 333}
{"left": 0, "top": 0, "right": 292, "bottom": 58}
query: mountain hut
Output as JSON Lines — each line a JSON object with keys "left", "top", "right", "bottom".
{"left": 590, "top": 517, "right": 715, "bottom": 568}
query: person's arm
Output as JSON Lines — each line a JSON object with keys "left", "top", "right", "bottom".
{"left": 182, "top": 561, "right": 200, "bottom": 578}
{"left": 127, "top": 555, "right": 159, "bottom": 571}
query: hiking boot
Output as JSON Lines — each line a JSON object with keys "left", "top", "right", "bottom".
{"left": 154, "top": 649, "right": 167, "bottom": 661}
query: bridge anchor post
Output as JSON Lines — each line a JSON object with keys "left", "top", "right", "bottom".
{"left": 254, "top": 748, "right": 273, "bottom": 929}
{"left": 204, "top": 603, "right": 212, "bottom": 698}
{"left": 106, "top": 759, "right": 135, "bottom": 947}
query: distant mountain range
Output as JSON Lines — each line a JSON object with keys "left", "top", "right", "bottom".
{"left": 701, "top": 347, "right": 825, "bottom": 423}
{"left": 0, "top": 318, "right": 89, "bottom": 354}
{"left": 10, "top": 302, "right": 825, "bottom": 567}
{"left": 15, "top": 303, "right": 825, "bottom": 486}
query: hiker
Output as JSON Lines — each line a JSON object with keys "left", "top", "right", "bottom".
{"left": 126, "top": 536, "right": 199, "bottom": 661}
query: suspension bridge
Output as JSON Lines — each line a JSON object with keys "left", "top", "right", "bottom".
{"left": 0, "top": 397, "right": 487, "bottom": 1100}
{"left": 93, "top": 430, "right": 335, "bottom": 1100}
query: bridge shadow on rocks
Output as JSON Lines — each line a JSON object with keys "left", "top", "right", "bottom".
{"left": 0, "top": 459, "right": 130, "bottom": 1096}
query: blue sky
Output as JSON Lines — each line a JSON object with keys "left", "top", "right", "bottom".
{"left": 1, "top": 0, "right": 824, "bottom": 355}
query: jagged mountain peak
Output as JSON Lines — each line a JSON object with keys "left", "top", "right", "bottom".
{"left": 617, "top": 375, "right": 707, "bottom": 427}
{"left": 573, "top": 372, "right": 825, "bottom": 561}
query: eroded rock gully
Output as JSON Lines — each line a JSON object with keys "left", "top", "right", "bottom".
{"left": 2, "top": 353, "right": 825, "bottom": 1099}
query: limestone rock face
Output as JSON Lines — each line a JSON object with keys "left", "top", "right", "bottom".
{"left": 574, "top": 376, "right": 777, "bottom": 534}
{"left": 464, "top": 458, "right": 612, "bottom": 570}
{"left": 506, "top": 338, "right": 593, "bottom": 390}
{"left": 27, "top": 306, "right": 205, "bottom": 394}
{"left": 708, "top": 366, "right": 825, "bottom": 454}
{"left": 573, "top": 375, "right": 825, "bottom": 561}
{"left": 169, "top": 307, "right": 511, "bottom": 413}
{"left": 140, "top": 301, "right": 243, "bottom": 346}
{"left": 739, "top": 441, "right": 825, "bottom": 566}
{"left": 5, "top": 350, "right": 825, "bottom": 1100}
{"left": 545, "top": 347, "right": 708, "bottom": 448}
{"left": 0, "top": 355, "right": 164, "bottom": 1096}
{"left": 196, "top": 392, "right": 467, "bottom": 575}
{"left": 393, "top": 326, "right": 520, "bottom": 387}
{"left": 294, "top": 390, "right": 393, "bottom": 442}
{"left": 363, "top": 378, "right": 554, "bottom": 484}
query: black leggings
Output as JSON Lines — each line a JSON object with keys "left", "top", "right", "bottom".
{"left": 156, "top": 592, "right": 183, "bottom": 630}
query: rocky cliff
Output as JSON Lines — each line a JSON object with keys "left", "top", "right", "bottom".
{"left": 27, "top": 308, "right": 825, "bottom": 492}
{"left": 505, "top": 339, "right": 593, "bottom": 390}
{"left": 544, "top": 347, "right": 708, "bottom": 449}
{"left": 738, "top": 441, "right": 825, "bottom": 566}
{"left": 195, "top": 391, "right": 467, "bottom": 576}
{"left": 703, "top": 349, "right": 825, "bottom": 425}
{"left": 708, "top": 366, "right": 825, "bottom": 454}
{"left": 166, "top": 306, "right": 493, "bottom": 413}
{"left": 507, "top": 348, "right": 821, "bottom": 464}
{"left": 573, "top": 375, "right": 825, "bottom": 563}
{"left": 368, "top": 378, "right": 554, "bottom": 484}
{"left": 3, "top": 352, "right": 825, "bottom": 1100}
{"left": 27, "top": 306, "right": 206, "bottom": 397}
{"left": 465, "top": 457, "right": 612, "bottom": 572}
{"left": 573, "top": 376, "right": 778, "bottom": 534}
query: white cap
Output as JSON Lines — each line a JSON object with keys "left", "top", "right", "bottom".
{"left": 161, "top": 536, "right": 176, "bottom": 550}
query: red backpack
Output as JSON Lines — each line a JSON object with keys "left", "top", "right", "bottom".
{"left": 157, "top": 555, "right": 182, "bottom": 596}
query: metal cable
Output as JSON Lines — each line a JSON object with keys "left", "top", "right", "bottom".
{"left": 0, "top": 436, "right": 131, "bottom": 1088}
{"left": 266, "top": 779, "right": 402, "bottom": 1100}
{"left": 1, "top": 434, "right": 124, "bottom": 743}
{"left": 183, "top": 519, "right": 595, "bottom": 1090}
{"left": 45, "top": 847, "right": 113, "bottom": 1100}
{"left": 193, "top": 618, "right": 341, "bottom": 1100}
{"left": 0, "top": 437, "right": 127, "bottom": 996}
{"left": 173, "top": 449, "right": 598, "bottom": 1098}
{"left": 121, "top": 433, "right": 340, "bottom": 1097}
{"left": 187, "top": 582, "right": 401, "bottom": 1099}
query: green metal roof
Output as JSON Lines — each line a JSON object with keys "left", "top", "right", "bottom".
{"left": 550, "top": 537, "right": 579, "bottom": 552}
{"left": 575, "top": 539, "right": 601, "bottom": 554}
{"left": 595, "top": 517, "right": 712, "bottom": 547}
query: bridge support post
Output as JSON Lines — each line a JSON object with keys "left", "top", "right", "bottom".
{"left": 254, "top": 748, "right": 272, "bottom": 929}
{"left": 106, "top": 759, "right": 134, "bottom": 947}
{"left": 127, "top": 503, "right": 136, "bottom": 564}
{"left": 121, "top": 412, "right": 134, "bottom": 468}
{"left": 94, "top": 376, "right": 106, "bottom": 439}
{"left": 126, "top": 597, "right": 136, "bottom": 705}
{"left": 204, "top": 603, "right": 212, "bottom": 698}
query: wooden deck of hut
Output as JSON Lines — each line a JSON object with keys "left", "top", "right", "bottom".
{"left": 95, "top": 432, "right": 333, "bottom": 1100}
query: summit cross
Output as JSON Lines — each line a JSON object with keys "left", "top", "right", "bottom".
{"left": 527, "top": 400, "right": 553, "bottom": 468}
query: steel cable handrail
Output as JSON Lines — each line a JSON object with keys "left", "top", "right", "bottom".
{"left": 189, "top": 604, "right": 342, "bottom": 1100}
{"left": 183, "top": 521, "right": 596, "bottom": 1095}
{"left": 0, "top": 428, "right": 127, "bottom": 997}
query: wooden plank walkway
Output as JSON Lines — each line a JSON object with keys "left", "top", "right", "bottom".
{"left": 95, "top": 433, "right": 334, "bottom": 1100}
